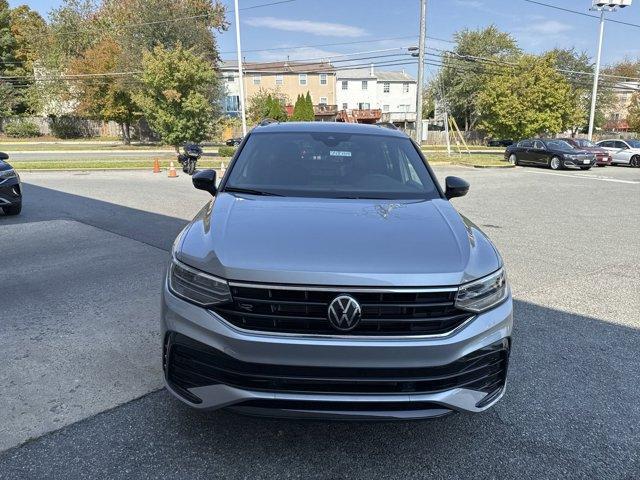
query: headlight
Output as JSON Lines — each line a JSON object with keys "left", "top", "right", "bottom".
{"left": 0, "top": 169, "right": 17, "bottom": 180}
{"left": 455, "top": 268, "right": 509, "bottom": 313}
{"left": 168, "top": 258, "right": 231, "bottom": 307}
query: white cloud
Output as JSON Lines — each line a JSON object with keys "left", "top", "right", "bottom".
{"left": 244, "top": 17, "right": 366, "bottom": 38}
{"left": 454, "top": 0, "right": 483, "bottom": 7}
{"left": 522, "top": 20, "right": 573, "bottom": 35}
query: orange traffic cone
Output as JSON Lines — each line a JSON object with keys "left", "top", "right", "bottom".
{"left": 153, "top": 158, "right": 161, "bottom": 173}
{"left": 168, "top": 160, "right": 178, "bottom": 178}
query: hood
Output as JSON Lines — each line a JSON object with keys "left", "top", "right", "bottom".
{"left": 177, "top": 193, "right": 501, "bottom": 287}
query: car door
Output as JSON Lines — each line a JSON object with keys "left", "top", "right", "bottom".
{"left": 517, "top": 140, "right": 534, "bottom": 164}
{"left": 613, "top": 141, "right": 632, "bottom": 164}
{"left": 531, "top": 140, "right": 548, "bottom": 166}
{"left": 597, "top": 141, "right": 616, "bottom": 160}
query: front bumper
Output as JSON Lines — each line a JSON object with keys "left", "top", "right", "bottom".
{"left": 562, "top": 157, "right": 596, "bottom": 168}
{"left": 0, "top": 178, "right": 21, "bottom": 207}
{"left": 161, "top": 281, "right": 513, "bottom": 420}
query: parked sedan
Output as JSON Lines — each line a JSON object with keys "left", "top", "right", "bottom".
{"left": 0, "top": 152, "right": 22, "bottom": 216}
{"left": 559, "top": 138, "right": 611, "bottom": 167}
{"left": 505, "top": 139, "right": 596, "bottom": 170}
{"left": 225, "top": 137, "right": 243, "bottom": 147}
{"left": 595, "top": 139, "right": 640, "bottom": 167}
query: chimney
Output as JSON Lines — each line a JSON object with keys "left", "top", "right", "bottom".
{"left": 370, "top": 63, "right": 374, "bottom": 76}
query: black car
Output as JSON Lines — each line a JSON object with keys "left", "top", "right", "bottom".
{"left": 0, "top": 152, "right": 21, "bottom": 215}
{"left": 504, "top": 138, "right": 596, "bottom": 170}
{"left": 225, "top": 137, "right": 243, "bottom": 146}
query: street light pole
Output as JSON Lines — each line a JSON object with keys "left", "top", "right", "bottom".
{"left": 587, "top": 9, "right": 605, "bottom": 141}
{"left": 415, "top": 0, "right": 427, "bottom": 145}
{"left": 234, "top": 0, "right": 247, "bottom": 136}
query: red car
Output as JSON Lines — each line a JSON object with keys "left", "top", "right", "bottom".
{"left": 559, "top": 138, "right": 611, "bottom": 166}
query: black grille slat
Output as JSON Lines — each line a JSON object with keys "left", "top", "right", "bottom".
{"left": 165, "top": 333, "right": 509, "bottom": 396}
{"left": 218, "top": 285, "right": 471, "bottom": 336}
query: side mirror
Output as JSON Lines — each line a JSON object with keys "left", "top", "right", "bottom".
{"left": 445, "top": 176, "right": 469, "bottom": 200}
{"left": 0, "top": 152, "right": 8, "bottom": 160}
{"left": 192, "top": 169, "right": 217, "bottom": 196}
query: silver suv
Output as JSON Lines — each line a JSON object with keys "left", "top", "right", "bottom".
{"left": 162, "top": 122, "right": 513, "bottom": 420}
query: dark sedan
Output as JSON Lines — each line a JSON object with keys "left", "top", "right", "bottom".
{"left": 505, "top": 139, "right": 596, "bottom": 170}
{"left": 225, "top": 137, "right": 243, "bottom": 146}
{"left": 0, "top": 152, "right": 21, "bottom": 215}
{"left": 559, "top": 138, "right": 611, "bottom": 167}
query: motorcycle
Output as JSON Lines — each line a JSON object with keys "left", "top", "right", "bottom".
{"left": 177, "top": 143, "right": 203, "bottom": 175}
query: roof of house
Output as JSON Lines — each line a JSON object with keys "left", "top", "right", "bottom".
{"left": 335, "top": 68, "right": 376, "bottom": 79}
{"left": 376, "top": 70, "right": 415, "bottom": 82}
{"left": 220, "top": 60, "right": 334, "bottom": 74}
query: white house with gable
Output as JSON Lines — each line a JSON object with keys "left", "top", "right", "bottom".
{"left": 335, "top": 65, "right": 417, "bottom": 129}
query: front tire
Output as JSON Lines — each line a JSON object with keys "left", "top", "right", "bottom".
{"left": 187, "top": 161, "right": 196, "bottom": 175}
{"left": 630, "top": 156, "right": 640, "bottom": 168}
{"left": 550, "top": 157, "right": 562, "bottom": 170}
{"left": 2, "top": 203, "right": 21, "bottom": 216}
{"left": 508, "top": 153, "right": 518, "bottom": 166}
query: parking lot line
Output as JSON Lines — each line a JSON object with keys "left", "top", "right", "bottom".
{"left": 522, "top": 169, "right": 640, "bottom": 184}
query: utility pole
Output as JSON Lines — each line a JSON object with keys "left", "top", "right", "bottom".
{"left": 414, "top": 0, "right": 427, "bottom": 145}
{"left": 234, "top": 0, "right": 247, "bottom": 136}
{"left": 587, "top": 0, "right": 634, "bottom": 141}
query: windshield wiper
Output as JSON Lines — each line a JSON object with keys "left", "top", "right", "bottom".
{"left": 224, "top": 187, "right": 283, "bottom": 196}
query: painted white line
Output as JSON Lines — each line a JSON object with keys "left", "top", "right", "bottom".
{"left": 523, "top": 169, "right": 640, "bottom": 185}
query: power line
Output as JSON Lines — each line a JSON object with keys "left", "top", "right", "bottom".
{"left": 523, "top": 0, "right": 640, "bottom": 28}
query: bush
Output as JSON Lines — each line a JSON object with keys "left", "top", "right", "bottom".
{"left": 4, "top": 120, "right": 41, "bottom": 138}
{"left": 48, "top": 116, "right": 94, "bottom": 139}
{"left": 218, "top": 146, "right": 237, "bottom": 157}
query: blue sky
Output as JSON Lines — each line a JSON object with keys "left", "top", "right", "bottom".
{"left": 9, "top": 0, "right": 640, "bottom": 78}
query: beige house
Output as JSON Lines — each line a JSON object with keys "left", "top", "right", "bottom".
{"left": 604, "top": 81, "right": 640, "bottom": 131}
{"left": 220, "top": 61, "right": 337, "bottom": 120}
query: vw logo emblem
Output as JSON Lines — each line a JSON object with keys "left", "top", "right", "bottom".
{"left": 327, "top": 295, "right": 362, "bottom": 332}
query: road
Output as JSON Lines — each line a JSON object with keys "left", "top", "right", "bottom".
{"left": 0, "top": 165, "right": 639, "bottom": 479}
{"left": 3, "top": 150, "right": 219, "bottom": 162}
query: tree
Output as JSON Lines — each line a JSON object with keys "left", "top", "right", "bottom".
{"left": 291, "top": 94, "right": 304, "bottom": 120}
{"left": 135, "top": 44, "right": 220, "bottom": 150}
{"left": 628, "top": 93, "right": 640, "bottom": 132}
{"left": 304, "top": 91, "right": 315, "bottom": 121}
{"left": 0, "top": 0, "right": 15, "bottom": 71}
{"left": 431, "top": 26, "right": 521, "bottom": 131}
{"left": 477, "top": 54, "right": 575, "bottom": 139}
{"left": 67, "top": 37, "right": 138, "bottom": 143}
{"left": 247, "top": 88, "right": 289, "bottom": 123}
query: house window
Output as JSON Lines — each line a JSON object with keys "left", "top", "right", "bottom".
{"left": 275, "top": 74, "right": 283, "bottom": 85}
{"left": 358, "top": 102, "right": 370, "bottom": 110}
{"left": 341, "top": 80, "right": 348, "bottom": 90}
{"left": 299, "top": 74, "right": 307, "bottom": 86}
{"left": 398, "top": 104, "right": 407, "bottom": 112}
{"left": 403, "top": 83, "right": 410, "bottom": 93}
{"left": 383, "top": 82, "right": 390, "bottom": 93}
{"left": 342, "top": 103, "right": 348, "bottom": 110}
{"left": 382, "top": 104, "right": 389, "bottom": 112}
{"left": 225, "top": 75, "right": 235, "bottom": 83}
{"left": 319, "top": 97, "right": 328, "bottom": 105}
{"left": 362, "top": 80, "right": 368, "bottom": 90}
{"left": 320, "top": 73, "right": 327, "bottom": 85}
{"left": 224, "top": 95, "right": 240, "bottom": 112}
{"left": 252, "top": 74, "right": 261, "bottom": 85}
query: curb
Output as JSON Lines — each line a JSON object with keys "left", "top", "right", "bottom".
{"left": 458, "top": 162, "right": 515, "bottom": 169}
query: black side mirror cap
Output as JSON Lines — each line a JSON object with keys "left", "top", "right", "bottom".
{"left": 444, "top": 176, "right": 470, "bottom": 199}
{"left": 192, "top": 169, "right": 217, "bottom": 196}
{"left": 0, "top": 152, "right": 8, "bottom": 160}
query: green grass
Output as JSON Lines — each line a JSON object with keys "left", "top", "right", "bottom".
{"left": 13, "top": 158, "right": 231, "bottom": 170}
{"left": 421, "top": 145, "right": 500, "bottom": 151}
{"left": 425, "top": 152, "right": 510, "bottom": 167}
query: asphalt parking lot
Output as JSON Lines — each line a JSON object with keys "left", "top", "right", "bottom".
{"left": 1, "top": 165, "right": 639, "bottom": 479}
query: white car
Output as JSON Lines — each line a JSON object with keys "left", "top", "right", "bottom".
{"left": 596, "top": 139, "right": 640, "bottom": 167}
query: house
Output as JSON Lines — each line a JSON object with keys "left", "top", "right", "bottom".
{"left": 335, "top": 65, "right": 417, "bottom": 129}
{"left": 219, "top": 60, "right": 337, "bottom": 120}
{"left": 603, "top": 81, "right": 640, "bottom": 132}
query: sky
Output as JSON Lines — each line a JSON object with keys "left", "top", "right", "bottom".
{"left": 9, "top": 0, "right": 640, "bottom": 79}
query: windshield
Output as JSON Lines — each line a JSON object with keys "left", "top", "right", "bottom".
{"left": 627, "top": 140, "right": 640, "bottom": 148}
{"left": 545, "top": 140, "right": 572, "bottom": 150}
{"left": 574, "top": 139, "right": 595, "bottom": 148}
{"left": 224, "top": 132, "right": 440, "bottom": 199}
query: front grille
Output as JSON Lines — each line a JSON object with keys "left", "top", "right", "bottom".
{"left": 211, "top": 284, "right": 473, "bottom": 336}
{"left": 164, "top": 332, "right": 509, "bottom": 399}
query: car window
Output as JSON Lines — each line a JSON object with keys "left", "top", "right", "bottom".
{"left": 533, "top": 140, "right": 545, "bottom": 150}
{"left": 614, "top": 141, "right": 629, "bottom": 149}
{"left": 545, "top": 140, "right": 572, "bottom": 150}
{"left": 518, "top": 140, "right": 533, "bottom": 148}
{"left": 225, "top": 131, "right": 440, "bottom": 200}
{"left": 626, "top": 140, "right": 640, "bottom": 148}
{"left": 598, "top": 141, "right": 612, "bottom": 148}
